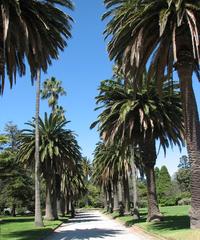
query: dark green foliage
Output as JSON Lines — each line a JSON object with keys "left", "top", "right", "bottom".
{"left": 157, "top": 165, "right": 172, "bottom": 205}
{"left": 0, "top": 152, "right": 34, "bottom": 215}
{"left": 78, "top": 184, "right": 103, "bottom": 208}
{"left": 137, "top": 179, "right": 147, "bottom": 208}
{"left": 0, "top": 123, "right": 34, "bottom": 215}
{"left": 176, "top": 155, "right": 191, "bottom": 194}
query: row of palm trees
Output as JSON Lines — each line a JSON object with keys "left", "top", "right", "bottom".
{"left": 17, "top": 77, "right": 86, "bottom": 222}
{"left": 18, "top": 112, "right": 85, "bottom": 220}
{"left": 0, "top": 0, "right": 74, "bottom": 226}
{"left": 91, "top": 71, "right": 184, "bottom": 221}
{"left": 98, "top": 0, "right": 200, "bottom": 229}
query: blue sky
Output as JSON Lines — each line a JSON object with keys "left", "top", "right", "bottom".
{"left": 0, "top": 0, "right": 199, "bottom": 174}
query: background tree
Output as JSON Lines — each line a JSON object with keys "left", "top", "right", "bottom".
{"left": 0, "top": 124, "right": 34, "bottom": 216}
{"left": 41, "top": 77, "right": 67, "bottom": 112}
{"left": 157, "top": 166, "right": 172, "bottom": 205}
{"left": 176, "top": 155, "right": 191, "bottom": 193}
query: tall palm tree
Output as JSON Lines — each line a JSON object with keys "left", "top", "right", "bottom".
{"left": 41, "top": 77, "right": 66, "bottom": 112}
{"left": 92, "top": 74, "right": 184, "bottom": 221}
{"left": 1, "top": 0, "right": 74, "bottom": 227}
{"left": 41, "top": 76, "right": 66, "bottom": 213}
{"left": 18, "top": 113, "right": 81, "bottom": 220}
{"left": 103, "top": 0, "right": 200, "bottom": 228}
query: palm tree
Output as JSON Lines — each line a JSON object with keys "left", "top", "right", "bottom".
{"left": 103, "top": 0, "right": 200, "bottom": 228}
{"left": 92, "top": 74, "right": 184, "bottom": 221}
{"left": 0, "top": 0, "right": 74, "bottom": 227}
{"left": 18, "top": 113, "right": 81, "bottom": 220}
{"left": 41, "top": 77, "right": 66, "bottom": 112}
{"left": 41, "top": 76, "right": 67, "bottom": 213}
{"left": 92, "top": 142, "right": 132, "bottom": 213}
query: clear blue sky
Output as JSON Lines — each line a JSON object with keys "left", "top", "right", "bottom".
{"left": 0, "top": 0, "right": 199, "bottom": 174}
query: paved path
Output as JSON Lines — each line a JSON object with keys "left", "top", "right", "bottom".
{"left": 45, "top": 210, "right": 156, "bottom": 240}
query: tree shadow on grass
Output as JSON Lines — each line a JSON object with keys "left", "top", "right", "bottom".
{"left": 2, "top": 228, "right": 53, "bottom": 240}
{"left": 1, "top": 217, "right": 34, "bottom": 225}
{"left": 149, "top": 215, "right": 190, "bottom": 231}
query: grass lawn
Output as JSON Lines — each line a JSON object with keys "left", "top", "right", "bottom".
{"left": 111, "top": 205, "right": 200, "bottom": 240}
{"left": 0, "top": 216, "right": 68, "bottom": 240}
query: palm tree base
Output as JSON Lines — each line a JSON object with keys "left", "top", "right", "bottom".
{"left": 131, "top": 208, "right": 140, "bottom": 220}
{"left": 147, "top": 213, "right": 163, "bottom": 222}
{"left": 34, "top": 221, "right": 44, "bottom": 227}
{"left": 190, "top": 208, "right": 200, "bottom": 229}
{"left": 44, "top": 216, "right": 56, "bottom": 221}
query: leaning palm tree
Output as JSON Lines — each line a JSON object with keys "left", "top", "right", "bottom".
{"left": 103, "top": 0, "right": 200, "bottom": 228}
{"left": 92, "top": 74, "right": 184, "bottom": 221}
{"left": 1, "top": 0, "right": 74, "bottom": 227}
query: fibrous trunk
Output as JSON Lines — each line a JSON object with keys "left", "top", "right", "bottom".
{"left": 123, "top": 173, "right": 130, "bottom": 213}
{"left": 113, "top": 184, "right": 119, "bottom": 211}
{"left": 45, "top": 175, "right": 55, "bottom": 220}
{"left": 178, "top": 64, "right": 200, "bottom": 229}
{"left": 34, "top": 70, "right": 44, "bottom": 227}
{"left": 142, "top": 138, "right": 162, "bottom": 222}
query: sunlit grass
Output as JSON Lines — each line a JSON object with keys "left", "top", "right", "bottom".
{"left": 111, "top": 205, "right": 200, "bottom": 240}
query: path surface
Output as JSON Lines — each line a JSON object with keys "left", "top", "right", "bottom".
{"left": 45, "top": 210, "right": 156, "bottom": 240}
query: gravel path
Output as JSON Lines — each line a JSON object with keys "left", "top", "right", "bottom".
{"left": 45, "top": 210, "right": 156, "bottom": 240}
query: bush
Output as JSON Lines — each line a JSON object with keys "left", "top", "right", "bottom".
{"left": 160, "top": 196, "right": 177, "bottom": 206}
{"left": 138, "top": 199, "right": 148, "bottom": 208}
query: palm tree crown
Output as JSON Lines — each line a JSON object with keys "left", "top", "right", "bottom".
{"left": 103, "top": 0, "right": 200, "bottom": 84}
{"left": 0, "top": 0, "right": 74, "bottom": 93}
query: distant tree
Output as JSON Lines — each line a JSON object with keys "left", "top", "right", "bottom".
{"left": 157, "top": 166, "right": 171, "bottom": 203}
{"left": 154, "top": 167, "right": 160, "bottom": 189}
{"left": 41, "top": 77, "right": 66, "bottom": 112}
{"left": 0, "top": 139, "right": 34, "bottom": 216}
{"left": 178, "top": 155, "right": 191, "bottom": 169}
{"left": 4, "top": 122, "right": 20, "bottom": 152}
{"left": 176, "top": 156, "right": 191, "bottom": 193}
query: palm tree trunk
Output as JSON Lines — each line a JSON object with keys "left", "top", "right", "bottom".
{"left": 142, "top": 138, "right": 162, "bottom": 222}
{"left": 11, "top": 204, "right": 16, "bottom": 217}
{"left": 107, "top": 181, "right": 113, "bottom": 213}
{"left": 56, "top": 174, "right": 62, "bottom": 216}
{"left": 118, "top": 181, "right": 123, "bottom": 202}
{"left": 65, "top": 194, "right": 70, "bottom": 215}
{"left": 103, "top": 186, "right": 108, "bottom": 210}
{"left": 52, "top": 180, "right": 58, "bottom": 220}
{"left": 60, "top": 194, "right": 65, "bottom": 217}
{"left": 177, "top": 64, "right": 200, "bottom": 229}
{"left": 130, "top": 147, "right": 140, "bottom": 219}
{"left": 123, "top": 173, "right": 130, "bottom": 213}
{"left": 113, "top": 184, "right": 119, "bottom": 211}
{"left": 34, "top": 69, "right": 44, "bottom": 227}
{"left": 45, "top": 176, "right": 55, "bottom": 220}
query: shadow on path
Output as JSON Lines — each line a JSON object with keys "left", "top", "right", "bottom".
{"left": 49, "top": 228, "right": 123, "bottom": 240}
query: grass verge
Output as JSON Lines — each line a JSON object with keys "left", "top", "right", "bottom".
{"left": 0, "top": 215, "right": 68, "bottom": 240}
{"left": 108, "top": 205, "right": 200, "bottom": 240}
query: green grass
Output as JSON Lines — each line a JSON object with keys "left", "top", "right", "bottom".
{"left": 111, "top": 205, "right": 200, "bottom": 240}
{"left": 0, "top": 216, "right": 68, "bottom": 240}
